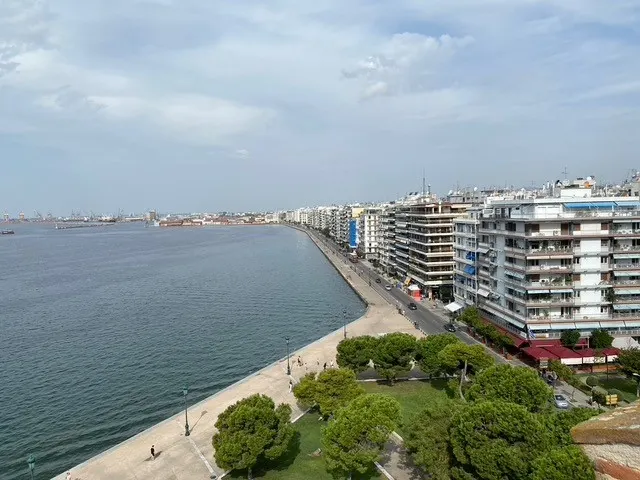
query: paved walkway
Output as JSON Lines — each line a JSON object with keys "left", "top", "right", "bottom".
{"left": 57, "top": 231, "right": 423, "bottom": 480}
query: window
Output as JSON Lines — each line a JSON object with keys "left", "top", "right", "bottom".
{"left": 601, "top": 256, "right": 609, "bottom": 264}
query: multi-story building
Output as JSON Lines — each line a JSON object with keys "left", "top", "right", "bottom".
{"left": 380, "top": 204, "right": 397, "bottom": 275}
{"left": 357, "top": 207, "right": 383, "bottom": 261}
{"left": 475, "top": 180, "right": 640, "bottom": 340}
{"left": 394, "top": 196, "right": 469, "bottom": 300}
{"left": 453, "top": 206, "right": 482, "bottom": 308}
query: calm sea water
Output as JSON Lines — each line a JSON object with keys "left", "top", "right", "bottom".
{"left": 0, "top": 224, "right": 364, "bottom": 480}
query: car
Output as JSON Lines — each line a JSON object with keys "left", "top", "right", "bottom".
{"left": 444, "top": 323, "right": 457, "bottom": 332}
{"left": 408, "top": 302, "right": 418, "bottom": 310}
{"left": 384, "top": 285, "right": 392, "bottom": 291}
{"left": 375, "top": 278, "right": 382, "bottom": 283}
{"left": 554, "top": 394, "right": 570, "bottom": 409}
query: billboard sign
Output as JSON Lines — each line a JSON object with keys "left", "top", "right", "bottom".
{"left": 349, "top": 219, "right": 359, "bottom": 248}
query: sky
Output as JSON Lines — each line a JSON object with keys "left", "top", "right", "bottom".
{"left": 2, "top": 0, "right": 640, "bottom": 215}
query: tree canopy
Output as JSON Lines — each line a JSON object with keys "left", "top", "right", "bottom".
{"left": 292, "top": 368, "right": 365, "bottom": 417}
{"left": 322, "top": 394, "right": 401, "bottom": 478}
{"left": 467, "top": 365, "right": 553, "bottom": 413}
{"left": 542, "top": 408, "right": 599, "bottom": 447}
{"left": 336, "top": 335, "right": 378, "bottom": 372}
{"left": 560, "top": 329, "right": 580, "bottom": 349}
{"left": 438, "top": 343, "right": 494, "bottom": 375}
{"left": 548, "top": 359, "right": 575, "bottom": 382}
{"left": 371, "top": 332, "right": 418, "bottom": 382}
{"left": 405, "top": 401, "right": 462, "bottom": 479}
{"left": 531, "top": 446, "right": 595, "bottom": 480}
{"left": 415, "top": 334, "right": 461, "bottom": 377}
{"left": 590, "top": 329, "right": 614, "bottom": 349}
{"left": 212, "top": 394, "right": 294, "bottom": 478}
{"left": 617, "top": 348, "right": 640, "bottom": 376}
{"left": 449, "top": 401, "right": 547, "bottom": 480}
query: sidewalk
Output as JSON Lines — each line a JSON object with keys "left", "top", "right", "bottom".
{"left": 58, "top": 231, "right": 423, "bottom": 480}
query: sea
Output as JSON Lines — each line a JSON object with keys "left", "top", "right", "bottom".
{"left": 0, "top": 223, "right": 365, "bottom": 479}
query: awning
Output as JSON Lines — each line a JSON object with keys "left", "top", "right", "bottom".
{"left": 613, "top": 271, "right": 639, "bottom": 276}
{"left": 616, "top": 289, "right": 640, "bottom": 295}
{"left": 464, "top": 265, "right": 476, "bottom": 275}
{"left": 625, "top": 321, "right": 640, "bottom": 327}
{"left": 477, "top": 247, "right": 490, "bottom": 254}
{"left": 551, "top": 289, "right": 573, "bottom": 294}
{"left": 445, "top": 302, "right": 463, "bottom": 313}
{"left": 598, "top": 321, "right": 626, "bottom": 328}
{"left": 613, "top": 304, "right": 640, "bottom": 311}
{"left": 408, "top": 284, "right": 421, "bottom": 291}
{"left": 528, "top": 323, "right": 551, "bottom": 330}
{"left": 613, "top": 253, "right": 640, "bottom": 259}
{"left": 574, "top": 322, "right": 601, "bottom": 329}
{"left": 564, "top": 202, "right": 617, "bottom": 209}
{"left": 522, "top": 347, "right": 560, "bottom": 360}
{"left": 505, "top": 270, "right": 525, "bottom": 280}
{"left": 528, "top": 289, "right": 551, "bottom": 294}
{"left": 477, "top": 289, "right": 490, "bottom": 298}
{"left": 509, "top": 286, "right": 527, "bottom": 295}
{"left": 549, "top": 322, "right": 577, "bottom": 330}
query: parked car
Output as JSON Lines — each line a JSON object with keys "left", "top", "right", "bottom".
{"left": 554, "top": 394, "right": 570, "bottom": 409}
{"left": 444, "top": 323, "right": 457, "bottom": 332}
{"left": 408, "top": 302, "right": 418, "bottom": 310}
{"left": 385, "top": 284, "right": 392, "bottom": 291}
{"left": 375, "top": 278, "right": 382, "bottom": 283}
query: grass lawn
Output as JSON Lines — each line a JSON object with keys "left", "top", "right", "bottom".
{"left": 361, "top": 379, "right": 452, "bottom": 438}
{"left": 577, "top": 374, "right": 638, "bottom": 403}
{"left": 227, "top": 413, "right": 384, "bottom": 480}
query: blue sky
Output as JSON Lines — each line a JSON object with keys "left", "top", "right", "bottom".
{"left": 2, "top": 0, "right": 640, "bottom": 215}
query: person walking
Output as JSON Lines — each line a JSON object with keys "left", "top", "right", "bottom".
{"left": 150, "top": 445, "right": 155, "bottom": 460}
{"left": 289, "top": 380, "right": 293, "bottom": 393}
{"left": 323, "top": 362, "right": 327, "bottom": 370}
{"left": 66, "top": 473, "right": 72, "bottom": 480}
{"left": 330, "top": 360, "right": 334, "bottom": 368}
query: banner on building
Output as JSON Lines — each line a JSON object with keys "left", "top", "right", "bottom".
{"left": 349, "top": 220, "right": 359, "bottom": 248}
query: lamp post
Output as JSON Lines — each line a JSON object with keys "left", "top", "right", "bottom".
{"left": 182, "top": 386, "right": 190, "bottom": 437}
{"left": 343, "top": 310, "right": 347, "bottom": 339}
{"left": 27, "top": 455, "right": 35, "bottom": 480}
{"left": 285, "top": 337, "right": 291, "bottom": 375}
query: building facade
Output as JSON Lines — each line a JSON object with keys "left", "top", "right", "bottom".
{"left": 357, "top": 207, "right": 383, "bottom": 261}
{"left": 453, "top": 206, "right": 482, "bottom": 308}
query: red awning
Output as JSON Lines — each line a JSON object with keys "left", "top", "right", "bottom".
{"left": 602, "top": 347, "right": 620, "bottom": 356}
{"left": 522, "top": 346, "right": 560, "bottom": 360}
{"left": 528, "top": 338, "right": 588, "bottom": 348}
{"left": 543, "top": 346, "right": 583, "bottom": 359}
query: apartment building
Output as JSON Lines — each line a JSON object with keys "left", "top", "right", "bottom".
{"left": 357, "top": 207, "right": 383, "bottom": 261}
{"left": 380, "top": 205, "right": 397, "bottom": 274}
{"left": 476, "top": 182, "right": 640, "bottom": 340}
{"left": 453, "top": 206, "right": 482, "bottom": 308}
{"left": 394, "top": 197, "right": 469, "bottom": 299}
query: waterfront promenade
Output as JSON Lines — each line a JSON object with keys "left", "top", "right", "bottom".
{"left": 55, "top": 231, "right": 421, "bottom": 479}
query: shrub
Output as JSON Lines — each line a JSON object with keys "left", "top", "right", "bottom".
{"left": 591, "top": 390, "right": 606, "bottom": 405}
{"left": 585, "top": 376, "right": 599, "bottom": 387}
{"left": 607, "top": 389, "right": 624, "bottom": 400}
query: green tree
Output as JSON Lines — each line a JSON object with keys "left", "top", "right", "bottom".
{"left": 371, "top": 332, "right": 418, "bottom": 383}
{"left": 322, "top": 394, "right": 401, "bottom": 478}
{"left": 438, "top": 343, "right": 494, "bottom": 400}
{"left": 590, "top": 329, "right": 614, "bottom": 349}
{"left": 560, "top": 329, "right": 580, "bottom": 349}
{"left": 458, "top": 307, "right": 482, "bottom": 328}
{"left": 213, "top": 394, "right": 294, "bottom": 479}
{"left": 542, "top": 408, "right": 599, "bottom": 447}
{"left": 405, "top": 401, "right": 462, "bottom": 479}
{"left": 467, "top": 365, "right": 553, "bottom": 413}
{"left": 292, "top": 369, "right": 365, "bottom": 417}
{"left": 336, "top": 336, "right": 378, "bottom": 373}
{"left": 531, "top": 446, "right": 595, "bottom": 480}
{"left": 415, "top": 334, "right": 461, "bottom": 376}
{"left": 617, "top": 348, "right": 640, "bottom": 397}
{"left": 449, "top": 401, "right": 547, "bottom": 480}
{"left": 548, "top": 360, "right": 574, "bottom": 382}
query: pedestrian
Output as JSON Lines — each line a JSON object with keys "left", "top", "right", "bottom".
{"left": 289, "top": 380, "right": 293, "bottom": 393}
{"left": 323, "top": 362, "right": 327, "bottom": 370}
{"left": 317, "top": 359, "right": 320, "bottom": 366}
{"left": 151, "top": 445, "right": 155, "bottom": 460}
{"left": 330, "top": 360, "right": 334, "bottom": 368}
{"left": 66, "top": 473, "right": 72, "bottom": 480}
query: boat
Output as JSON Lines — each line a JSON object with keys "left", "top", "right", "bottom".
{"left": 1, "top": 230, "right": 15, "bottom": 235}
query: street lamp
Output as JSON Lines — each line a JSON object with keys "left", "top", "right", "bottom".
{"left": 285, "top": 337, "right": 291, "bottom": 375}
{"left": 182, "top": 386, "right": 190, "bottom": 437}
{"left": 343, "top": 310, "right": 347, "bottom": 339}
{"left": 27, "top": 455, "right": 35, "bottom": 480}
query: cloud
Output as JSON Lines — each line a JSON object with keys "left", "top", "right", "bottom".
{"left": 2, "top": 0, "right": 640, "bottom": 215}
{"left": 343, "top": 33, "right": 475, "bottom": 99}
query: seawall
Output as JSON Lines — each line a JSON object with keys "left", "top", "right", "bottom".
{"left": 55, "top": 226, "right": 418, "bottom": 480}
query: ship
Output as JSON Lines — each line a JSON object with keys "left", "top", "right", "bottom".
{"left": 1, "top": 230, "right": 15, "bottom": 235}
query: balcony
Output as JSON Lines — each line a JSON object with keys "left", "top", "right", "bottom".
{"left": 612, "top": 228, "right": 640, "bottom": 236}
{"left": 525, "top": 297, "right": 574, "bottom": 306}
{"left": 525, "top": 265, "right": 572, "bottom": 273}
{"left": 573, "top": 247, "right": 612, "bottom": 256}
{"left": 526, "top": 246, "right": 573, "bottom": 256}
{"left": 526, "top": 280, "right": 573, "bottom": 289}
{"left": 613, "top": 263, "right": 640, "bottom": 270}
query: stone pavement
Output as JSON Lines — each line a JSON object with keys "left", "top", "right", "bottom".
{"left": 57, "top": 231, "right": 423, "bottom": 480}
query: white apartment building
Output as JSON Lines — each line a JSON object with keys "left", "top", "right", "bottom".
{"left": 453, "top": 206, "right": 482, "bottom": 308}
{"left": 380, "top": 205, "right": 397, "bottom": 274}
{"left": 394, "top": 197, "right": 469, "bottom": 299}
{"left": 475, "top": 182, "right": 640, "bottom": 340}
{"left": 357, "top": 207, "right": 383, "bottom": 261}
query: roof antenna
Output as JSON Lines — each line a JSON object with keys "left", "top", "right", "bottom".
{"left": 562, "top": 166, "right": 568, "bottom": 181}
{"left": 422, "top": 168, "right": 426, "bottom": 197}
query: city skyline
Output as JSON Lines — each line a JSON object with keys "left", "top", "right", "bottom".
{"left": 2, "top": 1, "right": 640, "bottom": 214}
